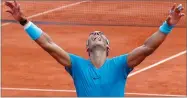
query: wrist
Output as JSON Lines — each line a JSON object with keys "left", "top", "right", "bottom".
{"left": 24, "top": 21, "right": 32, "bottom": 30}
{"left": 19, "top": 18, "right": 28, "bottom": 26}
{"left": 24, "top": 21, "right": 43, "bottom": 40}
{"left": 159, "top": 21, "right": 175, "bottom": 34}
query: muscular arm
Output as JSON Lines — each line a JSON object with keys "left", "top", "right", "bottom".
{"left": 35, "top": 32, "right": 71, "bottom": 67}
{"left": 127, "top": 31, "right": 167, "bottom": 68}
{"left": 127, "top": 3, "right": 184, "bottom": 68}
{"left": 5, "top": 0, "right": 71, "bottom": 67}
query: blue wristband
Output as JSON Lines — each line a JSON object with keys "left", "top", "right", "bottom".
{"left": 24, "top": 21, "right": 43, "bottom": 40}
{"left": 159, "top": 21, "right": 175, "bottom": 34}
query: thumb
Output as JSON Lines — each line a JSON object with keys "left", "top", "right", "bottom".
{"left": 6, "top": 10, "right": 13, "bottom": 15}
{"left": 18, "top": 4, "right": 21, "bottom": 11}
{"left": 166, "top": 16, "right": 172, "bottom": 25}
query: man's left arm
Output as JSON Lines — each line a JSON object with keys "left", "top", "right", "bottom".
{"left": 127, "top": 3, "right": 185, "bottom": 68}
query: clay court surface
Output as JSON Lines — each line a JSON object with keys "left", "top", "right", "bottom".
{"left": 1, "top": 0, "right": 186, "bottom": 97}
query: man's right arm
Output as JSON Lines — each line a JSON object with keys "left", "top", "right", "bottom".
{"left": 35, "top": 28, "right": 71, "bottom": 67}
{"left": 5, "top": 0, "right": 71, "bottom": 67}
{"left": 23, "top": 19, "right": 72, "bottom": 67}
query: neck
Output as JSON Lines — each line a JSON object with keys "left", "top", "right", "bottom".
{"left": 89, "top": 47, "right": 107, "bottom": 68}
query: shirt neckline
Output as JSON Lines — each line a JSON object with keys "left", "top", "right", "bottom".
{"left": 87, "top": 58, "right": 108, "bottom": 70}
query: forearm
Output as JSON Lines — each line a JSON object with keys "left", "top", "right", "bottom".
{"left": 21, "top": 19, "right": 53, "bottom": 48}
{"left": 143, "top": 21, "right": 175, "bottom": 55}
{"left": 127, "top": 25, "right": 173, "bottom": 67}
{"left": 127, "top": 3, "right": 184, "bottom": 68}
{"left": 35, "top": 33, "right": 55, "bottom": 52}
{"left": 144, "top": 30, "right": 167, "bottom": 51}
{"left": 20, "top": 19, "right": 71, "bottom": 66}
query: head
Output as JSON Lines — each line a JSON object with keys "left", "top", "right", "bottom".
{"left": 86, "top": 31, "right": 110, "bottom": 56}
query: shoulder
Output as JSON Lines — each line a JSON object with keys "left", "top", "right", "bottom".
{"left": 105, "top": 54, "right": 129, "bottom": 69}
{"left": 110, "top": 53, "right": 132, "bottom": 70}
{"left": 65, "top": 53, "right": 88, "bottom": 75}
{"left": 68, "top": 53, "right": 91, "bottom": 67}
{"left": 110, "top": 54, "right": 133, "bottom": 77}
{"left": 110, "top": 54, "right": 129, "bottom": 64}
{"left": 68, "top": 53, "right": 85, "bottom": 62}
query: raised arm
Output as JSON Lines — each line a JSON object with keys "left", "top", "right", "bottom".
{"left": 127, "top": 3, "right": 185, "bottom": 68}
{"left": 5, "top": 0, "right": 71, "bottom": 67}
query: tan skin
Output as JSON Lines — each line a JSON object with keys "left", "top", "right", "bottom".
{"left": 5, "top": 0, "right": 185, "bottom": 69}
{"left": 86, "top": 32, "right": 109, "bottom": 68}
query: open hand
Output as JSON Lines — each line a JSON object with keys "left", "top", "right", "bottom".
{"left": 167, "top": 3, "right": 185, "bottom": 26}
{"left": 5, "top": 0, "right": 26, "bottom": 22}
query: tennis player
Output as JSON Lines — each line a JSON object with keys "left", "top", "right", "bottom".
{"left": 5, "top": 0, "right": 185, "bottom": 97}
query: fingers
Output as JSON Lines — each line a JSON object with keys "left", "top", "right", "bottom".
{"left": 179, "top": 13, "right": 185, "bottom": 17}
{"left": 14, "top": 0, "right": 18, "bottom": 6}
{"left": 177, "top": 4, "right": 183, "bottom": 11}
{"left": 5, "top": 0, "right": 19, "bottom": 9}
{"left": 17, "top": 4, "right": 21, "bottom": 11}
{"left": 5, "top": 1, "right": 14, "bottom": 9}
{"left": 179, "top": 7, "right": 184, "bottom": 11}
{"left": 166, "top": 16, "right": 171, "bottom": 24}
{"left": 170, "top": 3, "right": 184, "bottom": 14}
{"left": 6, "top": 10, "right": 13, "bottom": 15}
{"left": 175, "top": 4, "right": 183, "bottom": 13}
{"left": 171, "top": 3, "right": 176, "bottom": 11}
